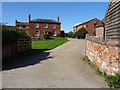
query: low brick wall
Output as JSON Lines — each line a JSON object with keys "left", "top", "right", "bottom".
{"left": 86, "top": 36, "right": 120, "bottom": 75}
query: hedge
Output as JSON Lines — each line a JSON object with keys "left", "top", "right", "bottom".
{"left": 2, "top": 27, "right": 31, "bottom": 45}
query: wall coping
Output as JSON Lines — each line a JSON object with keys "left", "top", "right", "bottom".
{"left": 86, "top": 35, "right": 120, "bottom": 47}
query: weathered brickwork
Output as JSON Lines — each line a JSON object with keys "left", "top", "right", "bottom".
{"left": 85, "top": 0, "right": 120, "bottom": 76}
{"left": 86, "top": 38, "right": 120, "bottom": 75}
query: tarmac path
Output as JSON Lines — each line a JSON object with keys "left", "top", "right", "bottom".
{"left": 2, "top": 39, "right": 108, "bottom": 88}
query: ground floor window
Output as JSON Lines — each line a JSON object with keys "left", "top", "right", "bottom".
{"left": 34, "top": 30, "right": 40, "bottom": 37}
{"left": 52, "top": 31, "right": 56, "bottom": 36}
{"left": 44, "top": 30, "right": 48, "bottom": 35}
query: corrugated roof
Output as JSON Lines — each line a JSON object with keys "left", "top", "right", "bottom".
{"left": 30, "top": 18, "right": 61, "bottom": 24}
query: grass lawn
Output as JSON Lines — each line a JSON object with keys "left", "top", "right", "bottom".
{"left": 17, "top": 37, "right": 68, "bottom": 55}
{"left": 32, "top": 37, "right": 68, "bottom": 50}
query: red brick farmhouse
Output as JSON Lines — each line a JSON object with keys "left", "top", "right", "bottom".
{"left": 15, "top": 14, "right": 61, "bottom": 37}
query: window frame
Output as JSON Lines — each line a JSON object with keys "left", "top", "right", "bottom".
{"left": 52, "top": 24, "right": 56, "bottom": 29}
{"left": 44, "top": 30, "right": 48, "bottom": 35}
{"left": 34, "top": 30, "right": 40, "bottom": 36}
{"left": 35, "top": 23, "right": 39, "bottom": 28}
{"left": 26, "top": 26, "right": 29, "bottom": 29}
{"left": 44, "top": 23, "right": 48, "bottom": 28}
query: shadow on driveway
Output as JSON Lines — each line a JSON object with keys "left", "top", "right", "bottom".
{"left": 2, "top": 49, "right": 53, "bottom": 71}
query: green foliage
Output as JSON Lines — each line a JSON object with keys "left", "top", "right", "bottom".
{"left": 43, "top": 34, "right": 51, "bottom": 40}
{"left": 66, "top": 27, "right": 87, "bottom": 39}
{"left": 2, "top": 27, "right": 31, "bottom": 45}
{"left": 18, "top": 30, "right": 31, "bottom": 40}
{"left": 82, "top": 56, "right": 120, "bottom": 88}
{"left": 65, "top": 31, "right": 74, "bottom": 38}
{"left": 2, "top": 27, "right": 19, "bottom": 44}
{"left": 75, "top": 27, "right": 88, "bottom": 39}
{"left": 105, "top": 75, "right": 120, "bottom": 88}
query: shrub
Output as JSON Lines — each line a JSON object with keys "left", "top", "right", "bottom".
{"left": 2, "top": 27, "right": 19, "bottom": 44}
{"left": 18, "top": 30, "right": 31, "bottom": 40}
{"left": 43, "top": 34, "right": 51, "bottom": 40}
{"left": 66, "top": 31, "right": 74, "bottom": 38}
{"left": 2, "top": 27, "right": 31, "bottom": 44}
{"left": 75, "top": 27, "right": 88, "bottom": 39}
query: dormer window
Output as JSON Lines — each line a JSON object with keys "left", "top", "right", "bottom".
{"left": 52, "top": 24, "right": 56, "bottom": 29}
{"left": 35, "top": 23, "right": 39, "bottom": 28}
{"left": 44, "top": 23, "right": 48, "bottom": 28}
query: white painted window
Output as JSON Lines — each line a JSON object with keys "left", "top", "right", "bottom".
{"left": 35, "top": 23, "right": 39, "bottom": 28}
{"left": 26, "top": 26, "right": 29, "bottom": 29}
{"left": 52, "top": 24, "right": 56, "bottom": 29}
{"left": 44, "top": 23, "right": 48, "bottom": 28}
{"left": 53, "top": 31, "right": 56, "bottom": 36}
{"left": 19, "top": 26, "right": 22, "bottom": 29}
{"left": 34, "top": 30, "right": 40, "bottom": 37}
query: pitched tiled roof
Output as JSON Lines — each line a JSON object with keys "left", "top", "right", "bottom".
{"left": 30, "top": 18, "right": 61, "bottom": 24}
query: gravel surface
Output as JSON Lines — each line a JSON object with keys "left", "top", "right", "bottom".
{"left": 2, "top": 39, "right": 108, "bottom": 88}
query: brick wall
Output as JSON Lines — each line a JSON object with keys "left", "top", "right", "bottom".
{"left": 86, "top": 36, "right": 120, "bottom": 75}
{"left": 29, "top": 23, "right": 60, "bottom": 37}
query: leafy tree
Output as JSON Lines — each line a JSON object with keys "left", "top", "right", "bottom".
{"left": 75, "top": 27, "right": 88, "bottom": 39}
{"left": 66, "top": 31, "right": 74, "bottom": 38}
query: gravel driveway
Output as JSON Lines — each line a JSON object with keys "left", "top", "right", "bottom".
{"left": 2, "top": 39, "right": 108, "bottom": 88}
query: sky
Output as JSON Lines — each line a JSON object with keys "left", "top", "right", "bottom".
{"left": 2, "top": 2, "right": 109, "bottom": 32}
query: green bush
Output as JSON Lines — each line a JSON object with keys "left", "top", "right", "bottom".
{"left": 43, "top": 34, "right": 51, "bottom": 40}
{"left": 2, "top": 27, "right": 31, "bottom": 44}
{"left": 75, "top": 27, "right": 88, "bottom": 39}
{"left": 66, "top": 27, "right": 87, "bottom": 39}
{"left": 18, "top": 30, "right": 31, "bottom": 40}
{"left": 2, "top": 27, "right": 19, "bottom": 44}
{"left": 66, "top": 31, "right": 74, "bottom": 38}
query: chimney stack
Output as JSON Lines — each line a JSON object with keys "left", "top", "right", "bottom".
{"left": 57, "top": 16, "right": 59, "bottom": 22}
{"left": 28, "top": 14, "right": 31, "bottom": 22}
{"left": 15, "top": 20, "right": 17, "bottom": 26}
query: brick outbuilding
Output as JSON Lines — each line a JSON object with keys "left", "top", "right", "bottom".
{"left": 73, "top": 18, "right": 103, "bottom": 36}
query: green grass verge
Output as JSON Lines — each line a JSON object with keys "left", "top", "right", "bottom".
{"left": 82, "top": 56, "right": 120, "bottom": 88}
{"left": 17, "top": 37, "right": 68, "bottom": 55}
{"left": 32, "top": 37, "right": 68, "bottom": 49}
